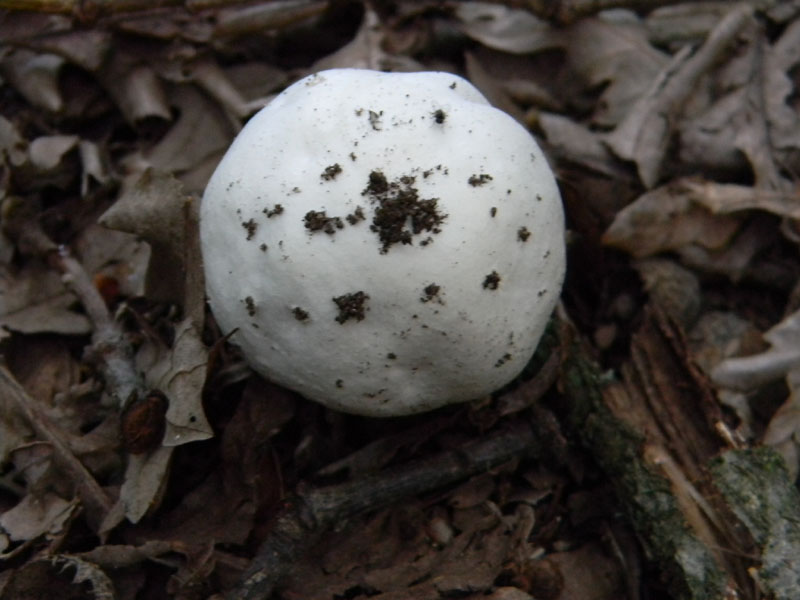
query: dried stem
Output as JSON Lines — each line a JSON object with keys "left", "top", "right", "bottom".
{"left": 0, "top": 364, "right": 114, "bottom": 529}
{"left": 228, "top": 420, "right": 537, "bottom": 600}
{"left": 8, "top": 217, "right": 146, "bottom": 408}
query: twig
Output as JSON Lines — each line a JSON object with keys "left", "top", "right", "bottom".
{"left": 228, "top": 420, "right": 537, "bottom": 600}
{"left": 0, "top": 208, "right": 148, "bottom": 529}
{"left": 7, "top": 213, "right": 146, "bottom": 408}
{"left": 0, "top": 364, "right": 114, "bottom": 529}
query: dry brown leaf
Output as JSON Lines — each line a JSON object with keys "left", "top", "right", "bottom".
{"left": 185, "top": 56, "right": 255, "bottom": 120}
{"left": 679, "top": 90, "right": 746, "bottom": 175}
{"left": 564, "top": 15, "right": 668, "bottom": 128}
{"left": 13, "top": 134, "right": 80, "bottom": 191}
{"left": 28, "top": 135, "right": 78, "bottom": 171}
{"left": 602, "top": 181, "right": 743, "bottom": 258}
{"left": 683, "top": 179, "right": 800, "bottom": 219}
{"left": 711, "top": 309, "right": 800, "bottom": 478}
{"left": 213, "top": 0, "right": 328, "bottom": 38}
{"left": 134, "top": 469, "right": 256, "bottom": 548}
{"left": 10, "top": 442, "right": 56, "bottom": 492}
{"left": 688, "top": 311, "right": 763, "bottom": 376}
{"left": 134, "top": 85, "right": 235, "bottom": 188}
{"left": 112, "top": 318, "right": 213, "bottom": 523}
{"left": 0, "top": 262, "right": 91, "bottom": 339}
{"left": 465, "top": 52, "right": 525, "bottom": 123}
{"left": 455, "top": 2, "right": 558, "bottom": 55}
{"left": 284, "top": 492, "right": 541, "bottom": 598}
{"left": 0, "top": 493, "right": 76, "bottom": 547}
{"left": 5, "top": 336, "right": 81, "bottom": 418}
{"left": 0, "top": 49, "right": 65, "bottom": 112}
{"left": 766, "top": 18, "right": 800, "bottom": 158}
{"left": 537, "top": 112, "right": 624, "bottom": 178}
{"left": 78, "top": 141, "right": 112, "bottom": 195}
{"left": 19, "top": 29, "right": 111, "bottom": 72}
{"left": 138, "top": 318, "right": 212, "bottom": 447}
{"left": 312, "top": 8, "right": 422, "bottom": 73}
{"left": 224, "top": 62, "right": 287, "bottom": 104}
{"left": 646, "top": 3, "right": 735, "bottom": 46}
{"left": 712, "top": 309, "right": 800, "bottom": 391}
{"left": 690, "top": 18, "right": 789, "bottom": 191}
{"left": 97, "top": 52, "right": 171, "bottom": 124}
{"left": 76, "top": 540, "right": 173, "bottom": 569}
{"left": 52, "top": 555, "right": 116, "bottom": 599}
{"left": 677, "top": 215, "right": 776, "bottom": 282}
{"left": 116, "top": 446, "right": 173, "bottom": 524}
{"left": 130, "top": 391, "right": 285, "bottom": 550}
{"left": 605, "top": 4, "right": 753, "bottom": 187}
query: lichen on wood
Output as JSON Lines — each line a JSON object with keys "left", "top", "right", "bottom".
{"left": 561, "top": 340, "right": 728, "bottom": 599}
{"left": 710, "top": 448, "right": 800, "bottom": 600}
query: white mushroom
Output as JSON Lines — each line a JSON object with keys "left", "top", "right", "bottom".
{"left": 200, "top": 68, "right": 565, "bottom": 417}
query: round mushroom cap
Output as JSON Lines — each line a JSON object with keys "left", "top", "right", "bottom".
{"left": 201, "top": 68, "right": 565, "bottom": 416}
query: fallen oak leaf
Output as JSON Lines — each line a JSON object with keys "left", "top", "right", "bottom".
{"left": 139, "top": 317, "right": 212, "bottom": 447}
{"left": 602, "top": 179, "right": 743, "bottom": 258}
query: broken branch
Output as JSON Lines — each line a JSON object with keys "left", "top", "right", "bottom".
{"left": 228, "top": 420, "right": 538, "bottom": 600}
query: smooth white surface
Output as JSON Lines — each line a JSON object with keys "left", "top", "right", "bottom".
{"left": 201, "top": 69, "right": 565, "bottom": 416}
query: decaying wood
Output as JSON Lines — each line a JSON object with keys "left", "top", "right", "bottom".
{"left": 561, "top": 309, "right": 800, "bottom": 600}
{"left": 561, "top": 332, "right": 729, "bottom": 599}
{"left": 710, "top": 448, "right": 800, "bottom": 600}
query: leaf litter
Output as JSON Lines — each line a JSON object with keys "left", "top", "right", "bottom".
{"left": 2, "top": 1, "right": 800, "bottom": 599}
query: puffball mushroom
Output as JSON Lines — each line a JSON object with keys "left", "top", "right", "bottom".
{"left": 200, "top": 68, "right": 565, "bottom": 417}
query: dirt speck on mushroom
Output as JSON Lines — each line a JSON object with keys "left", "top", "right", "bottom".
{"left": 483, "top": 271, "right": 501, "bottom": 290}
{"left": 304, "top": 210, "right": 344, "bottom": 235}
{"left": 468, "top": 174, "right": 493, "bottom": 187}
{"left": 242, "top": 219, "right": 257, "bottom": 240}
{"left": 321, "top": 164, "right": 342, "bottom": 181}
{"left": 363, "top": 171, "right": 446, "bottom": 253}
{"left": 333, "top": 291, "right": 370, "bottom": 324}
